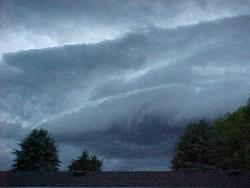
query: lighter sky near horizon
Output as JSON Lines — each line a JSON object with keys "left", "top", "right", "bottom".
{"left": 0, "top": 0, "right": 250, "bottom": 171}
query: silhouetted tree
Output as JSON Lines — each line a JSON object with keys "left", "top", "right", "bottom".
{"left": 213, "top": 98, "right": 250, "bottom": 169}
{"left": 12, "top": 129, "right": 60, "bottom": 171}
{"left": 171, "top": 120, "right": 225, "bottom": 170}
{"left": 68, "top": 151, "right": 102, "bottom": 171}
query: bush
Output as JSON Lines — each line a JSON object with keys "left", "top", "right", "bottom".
{"left": 68, "top": 151, "right": 102, "bottom": 171}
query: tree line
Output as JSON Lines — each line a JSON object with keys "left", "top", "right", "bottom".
{"left": 172, "top": 98, "right": 250, "bottom": 170}
{"left": 12, "top": 129, "right": 102, "bottom": 171}
{"left": 10, "top": 98, "right": 250, "bottom": 171}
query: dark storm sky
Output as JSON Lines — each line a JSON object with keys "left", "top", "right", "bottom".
{"left": 0, "top": 0, "right": 250, "bottom": 170}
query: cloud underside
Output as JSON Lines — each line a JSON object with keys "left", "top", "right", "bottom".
{"left": 1, "top": 0, "right": 250, "bottom": 53}
{"left": 0, "top": 11, "right": 250, "bottom": 170}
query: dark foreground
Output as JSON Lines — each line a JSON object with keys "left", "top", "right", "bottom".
{"left": 0, "top": 170, "right": 250, "bottom": 187}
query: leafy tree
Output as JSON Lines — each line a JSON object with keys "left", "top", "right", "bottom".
{"left": 12, "top": 129, "right": 60, "bottom": 171}
{"left": 171, "top": 120, "right": 225, "bottom": 170}
{"left": 213, "top": 99, "right": 250, "bottom": 169}
{"left": 68, "top": 151, "right": 102, "bottom": 171}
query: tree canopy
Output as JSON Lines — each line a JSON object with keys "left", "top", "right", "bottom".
{"left": 172, "top": 98, "right": 250, "bottom": 170}
{"left": 68, "top": 151, "right": 102, "bottom": 171}
{"left": 12, "top": 129, "right": 60, "bottom": 171}
{"left": 213, "top": 99, "right": 250, "bottom": 169}
{"left": 171, "top": 120, "right": 225, "bottom": 170}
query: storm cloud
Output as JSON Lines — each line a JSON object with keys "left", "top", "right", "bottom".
{"left": 1, "top": 0, "right": 250, "bottom": 53}
{"left": 0, "top": 0, "right": 250, "bottom": 170}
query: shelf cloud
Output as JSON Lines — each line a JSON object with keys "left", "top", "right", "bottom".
{"left": 0, "top": 0, "right": 250, "bottom": 170}
{"left": 1, "top": 0, "right": 250, "bottom": 53}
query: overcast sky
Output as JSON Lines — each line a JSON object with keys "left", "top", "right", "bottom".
{"left": 0, "top": 0, "right": 250, "bottom": 171}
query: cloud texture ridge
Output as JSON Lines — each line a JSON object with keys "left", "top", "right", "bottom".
{"left": 0, "top": 0, "right": 250, "bottom": 170}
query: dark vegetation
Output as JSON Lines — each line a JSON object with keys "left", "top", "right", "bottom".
{"left": 171, "top": 120, "right": 225, "bottom": 170}
{"left": 12, "top": 129, "right": 60, "bottom": 171}
{"left": 12, "top": 129, "right": 102, "bottom": 172}
{"left": 10, "top": 98, "right": 250, "bottom": 171}
{"left": 68, "top": 151, "right": 102, "bottom": 171}
{"left": 172, "top": 98, "right": 250, "bottom": 170}
{"left": 213, "top": 99, "right": 250, "bottom": 169}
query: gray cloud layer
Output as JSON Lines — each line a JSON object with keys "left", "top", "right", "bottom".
{"left": 0, "top": 0, "right": 250, "bottom": 170}
{"left": 1, "top": 0, "right": 250, "bottom": 54}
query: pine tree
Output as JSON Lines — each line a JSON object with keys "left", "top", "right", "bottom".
{"left": 12, "top": 129, "right": 60, "bottom": 171}
{"left": 68, "top": 151, "right": 102, "bottom": 171}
